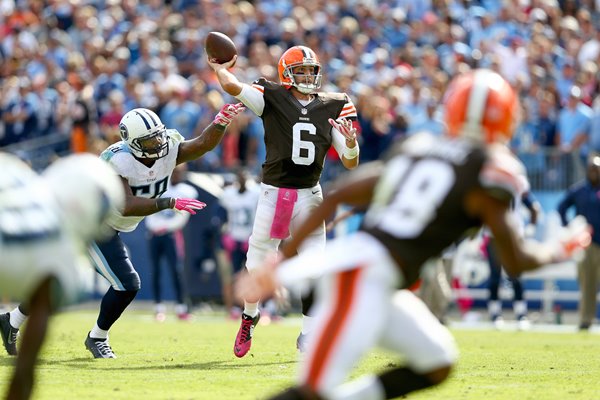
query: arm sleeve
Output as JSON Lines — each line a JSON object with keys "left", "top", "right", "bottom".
{"left": 331, "top": 126, "right": 349, "bottom": 159}
{"left": 236, "top": 83, "right": 265, "bottom": 116}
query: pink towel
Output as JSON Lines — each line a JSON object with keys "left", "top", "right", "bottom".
{"left": 270, "top": 188, "right": 298, "bottom": 239}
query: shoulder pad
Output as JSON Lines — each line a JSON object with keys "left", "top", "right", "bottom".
{"left": 480, "top": 144, "right": 527, "bottom": 200}
{"left": 100, "top": 141, "right": 130, "bottom": 162}
{"left": 252, "top": 77, "right": 278, "bottom": 89}
{"left": 167, "top": 129, "right": 185, "bottom": 146}
{"left": 317, "top": 92, "right": 347, "bottom": 102}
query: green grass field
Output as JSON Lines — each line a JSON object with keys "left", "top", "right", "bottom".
{"left": 1, "top": 309, "right": 599, "bottom": 400}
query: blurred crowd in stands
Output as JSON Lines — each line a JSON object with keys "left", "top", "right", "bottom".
{"left": 2, "top": 0, "right": 600, "bottom": 189}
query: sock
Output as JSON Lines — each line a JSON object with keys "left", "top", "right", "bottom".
{"left": 301, "top": 289, "right": 314, "bottom": 315}
{"left": 175, "top": 303, "right": 188, "bottom": 315}
{"left": 90, "top": 323, "right": 109, "bottom": 340}
{"left": 155, "top": 303, "right": 166, "bottom": 314}
{"left": 513, "top": 300, "right": 527, "bottom": 318}
{"left": 9, "top": 307, "right": 28, "bottom": 329}
{"left": 244, "top": 301, "right": 259, "bottom": 318}
{"left": 379, "top": 367, "right": 436, "bottom": 398}
{"left": 96, "top": 288, "right": 138, "bottom": 331}
{"left": 488, "top": 300, "right": 502, "bottom": 318}
{"left": 301, "top": 315, "right": 314, "bottom": 335}
{"left": 268, "top": 386, "right": 325, "bottom": 400}
{"left": 329, "top": 375, "right": 385, "bottom": 400}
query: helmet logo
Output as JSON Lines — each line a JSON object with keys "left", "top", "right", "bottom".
{"left": 119, "top": 123, "right": 129, "bottom": 140}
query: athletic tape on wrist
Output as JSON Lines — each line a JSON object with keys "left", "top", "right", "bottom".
{"left": 343, "top": 144, "right": 359, "bottom": 159}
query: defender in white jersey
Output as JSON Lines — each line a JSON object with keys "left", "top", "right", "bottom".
{"left": 235, "top": 70, "right": 591, "bottom": 400}
{"left": 80, "top": 105, "right": 245, "bottom": 358}
{"left": 0, "top": 153, "right": 124, "bottom": 400}
{"left": 0, "top": 104, "right": 245, "bottom": 360}
{"left": 209, "top": 45, "right": 361, "bottom": 357}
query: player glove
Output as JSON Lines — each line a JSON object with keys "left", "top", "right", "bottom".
{"left": 329, "top": 118, "right": 357, "bottom": 139}
{"left": 213, "top": 102, "right": 246, "bottom": 127}
{"left": 552, "top": 215, "right": 592, "bottom": 262}
{"left": 173, "top": 198, "right": 207, "bottom": 215}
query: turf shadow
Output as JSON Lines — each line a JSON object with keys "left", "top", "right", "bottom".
{"left": 36, "top": 358, "right": 297, "bottom": 371}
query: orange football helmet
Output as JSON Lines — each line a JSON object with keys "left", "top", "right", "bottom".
{"left": 278, "top": 46, "right": 322, "bottom": 94}
{"left": 443, "top": 69, "right": 520, "bottom": 144}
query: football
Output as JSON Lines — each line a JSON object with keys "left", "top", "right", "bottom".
{"left": 205, "top": 31, "right": 237, "bottom": 65}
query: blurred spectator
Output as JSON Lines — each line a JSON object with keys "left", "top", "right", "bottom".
{"left": 0, "top": 0, "right": 599, "bottom": 190}
{"left": 99, "top": 89, "right": 126, "bottom": 145}
{"left": 159, "top": 75, "right": 202, "bottom": 140}
{"left": 30, "top": 73, "right": 58, "bottom": 139}
{"left": 1, "top": 77, "right": 36, "bottom": 146}
{"left": 357, "top": 94, "right": 395, "bottom": 163}
{"left": 557, "top": 154, "right": 600, "bottom": 330}
{"left": 408, "top": 98, "right": 444, "bottom": 136}
{"left": 556, "top": 85, "right": 593, "bottom": 184}
{"left": 589, "top": 94, "right": 600, "bottom": 154}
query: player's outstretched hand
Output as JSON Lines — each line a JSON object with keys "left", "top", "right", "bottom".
{"left": 173, "top": 198, "right": 207, "bottom": 215}
{"left": 207, "top": 55, "right": 237, "bottom": 71}
{"left": 555, "top": 215, "right": 592, "bottom": 262}
{"left": 213, "top": 102, "right": 246, "bottom": 127}
{"left": 329, "top": 118, "right": 357, "bottom": 143}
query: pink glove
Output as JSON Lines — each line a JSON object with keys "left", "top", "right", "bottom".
{"left": 173, "top": 198, "right": 206, "bottom": 215}
{"left": 213, "top": 102, "right": 246, "bottom": 127}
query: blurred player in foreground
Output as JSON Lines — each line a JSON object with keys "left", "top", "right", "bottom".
{"left": 0, "top": 153, "right": 125, "bottom": 400}
{"left": 236, "top": 69, "right": 591, "bottom": 400}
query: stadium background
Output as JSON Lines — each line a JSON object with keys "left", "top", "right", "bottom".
{"left": 1, "top": 0, "right": 598, "bottom": 317}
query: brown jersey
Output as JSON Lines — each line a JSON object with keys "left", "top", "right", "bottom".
{"left": 252, "top": 78, "right": 356, "bottom": 188}
{"left": 361, "top": 132, "right": 525, "bottom": 287}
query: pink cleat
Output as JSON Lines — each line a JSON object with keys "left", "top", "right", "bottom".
{"left": 233, "top": 312, "right": 260, "bottom": 358}
{"left": 177, "top": 312, "right": 193, "bottom": 321}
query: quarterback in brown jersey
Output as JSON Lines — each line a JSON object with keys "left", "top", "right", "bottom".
{"left": 208, "top": 45, "right": 360, "bottom": 358}
{"left": 235, "top": 69, "right": 592, "bottom": 400}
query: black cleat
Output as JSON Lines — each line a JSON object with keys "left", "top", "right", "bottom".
{"left": 0, "top": 313, "right": 18, "bottom": 356}
{"left": 84, "top": 332, "right": 116, "bottom": 358}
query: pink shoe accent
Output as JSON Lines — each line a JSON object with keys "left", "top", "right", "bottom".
{"left": 269, "top": 189, "right": 298, "bottom": 239}
{"left": 233, "top": 312, "right": 260, "bottom": 358}
{"left": 221, "top": 234, "right": 236, "bottom": 253}
{"left": 177, "top": 313, "right": 193, "bottom": 321}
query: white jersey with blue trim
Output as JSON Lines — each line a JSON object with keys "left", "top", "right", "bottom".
{"left": 100, "top": 129, "right": 185, "bottom": 232}
{"left": 220, "top": 184, "right": 260, "bottom": 242}
{"left": 0, "top": 154, "right": 89, "bottom": 306}
{"left": 145, "top": 182, "right": 198, "bottom": 234}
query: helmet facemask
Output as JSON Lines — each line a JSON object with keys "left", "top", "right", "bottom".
{"left": 129, "top": 128, "right": 169, "bottom": 159}
{"left": 119, "top": 108, "right": 169, "bottom": 159}
{"left": 284, "top": 63, "right": 322, "bottom": 94}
